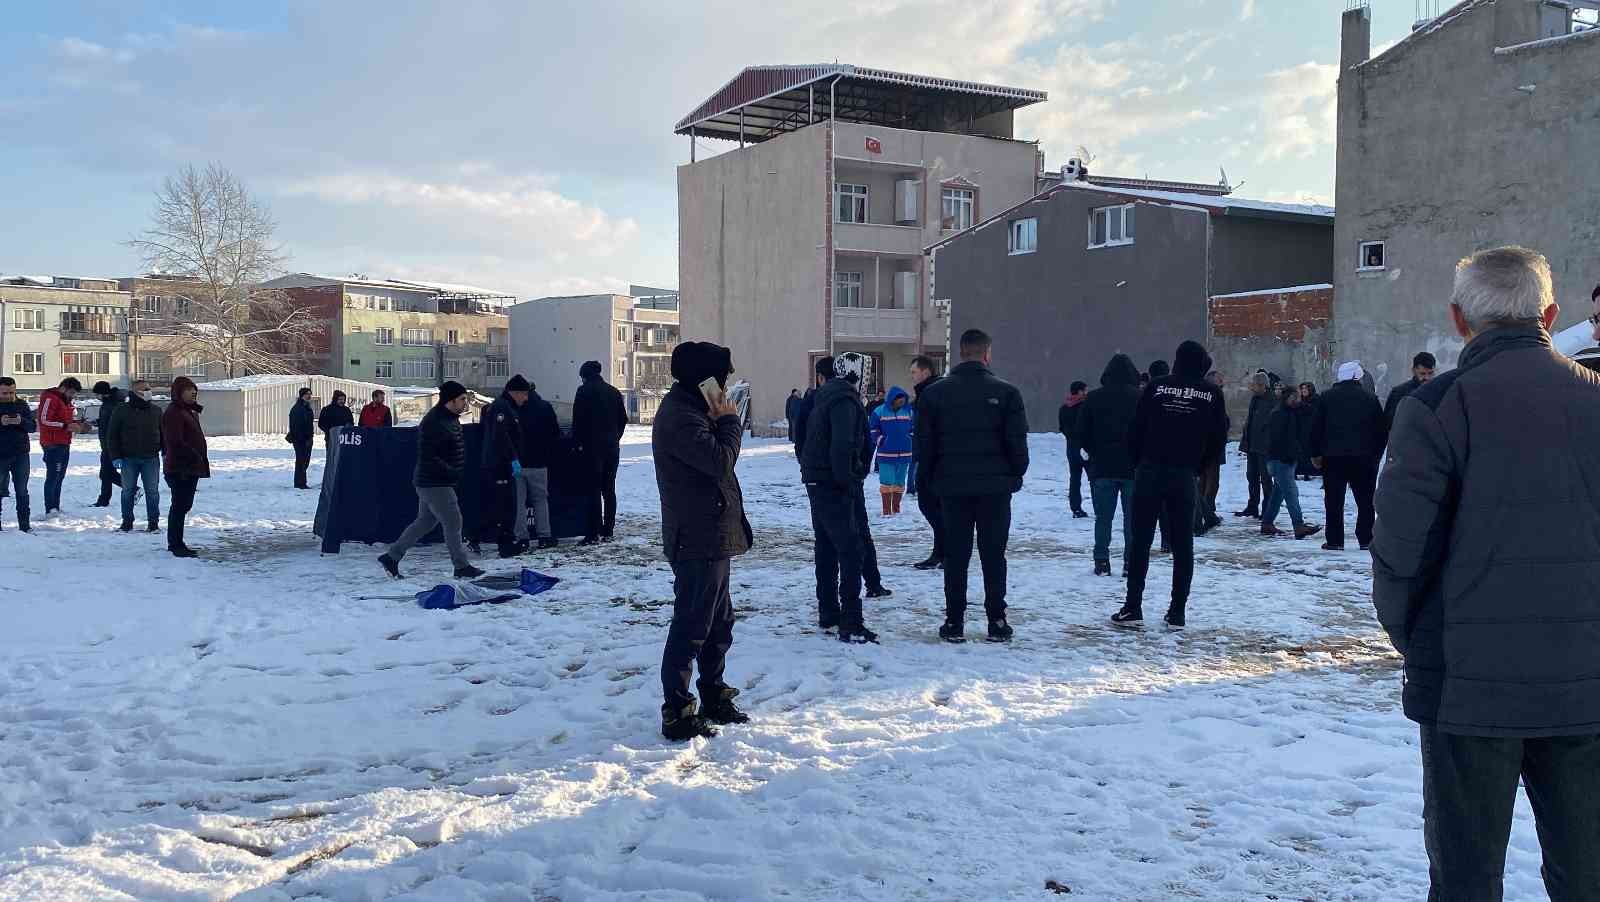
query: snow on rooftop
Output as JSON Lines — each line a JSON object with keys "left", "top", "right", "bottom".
{"left": 1212, "top": 283, "right": 1334, "bottom": 299}
{"left": 194, "top": 375, "right": 305, "bottom": 391}
{"left": 1059, "top": 181, "right": 1334, "bottom": 219}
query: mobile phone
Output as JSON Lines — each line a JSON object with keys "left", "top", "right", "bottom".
{"left": 698, "top": 377, "right": 722, "bottom": 405}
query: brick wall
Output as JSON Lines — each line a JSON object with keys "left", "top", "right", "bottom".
{"left": 1208, "top": 286, "right": 1333, "bottom": 341}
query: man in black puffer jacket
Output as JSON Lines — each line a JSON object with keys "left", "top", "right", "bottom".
{"left": 1235, "top": 372, "right": 1275, "bottom": 518}
{"left": 917, "top": 329, "right": 1028, "bottom": 643}
{"left": 478, "top": 377, "right": 527, "bottom": 557}
{"left": 379, "top": 382, "right": 481, "bottom": 580}
{"left": 91, "top": 382, "right": 125, "bottom": 506}
{"left": 1310, "top": 360, "right": 1387, "bottom": 551}
{"left": 1074, "top": 353, "right": 1141, "bottom": 576}
{"left": 516, "top": 380, "right": 562, "bottom": 548}
{"left": 1373, "top": 247, "right": 1600, "bottom": 899}
{"left": 573, "top": 360, "right": 629, "bottom": 543}
{"left": 800, "top": 355, "right": 887, "bottom": 644}
{"left": 1114, "top": 340, "right": 1228, "bottom": 630}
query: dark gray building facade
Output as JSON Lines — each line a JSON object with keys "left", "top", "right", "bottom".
{"left": 927, "top": 182, "right": 1333, "bottom": 430}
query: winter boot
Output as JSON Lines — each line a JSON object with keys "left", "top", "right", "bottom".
{"left": 1321, "top": 542, "right": 1345, "bottom": 551}
{"left": 1163, "top": 607, "right": 1187, "bottom": 631}
{"left": 987, "top": 618, "right": 1014, "bottom": 642}
{"left": 170, "top": 546, "right": 199, "bottom": 559}
{"left": 1233, "top": 507, "right": 1259, "bottom": 518}
{"left": 1294, "top": 524, "right": 1323, "bottom": 540}
{"left": 16, "top": 510, "right": 28, "bottom": 533}
{"left": 120, "top": 518, "right": 134, "bottom": 532}
{"left": 839, "top": 620, "right": 880, "bottom": 644}
{"left": 914, "top": 556, "right": 943, "bottom": 571}
{"left": 662, "top": 703, "right": 718, "bottom": 741}
{"left": 378, "top": 554, "right": 402, "bottom": 579}
{"left": 1073, "top": 509, "right": 1090, "bottom": 519}
{"left": 1093, "top": 560, "right": 1112, "bottom": 577}
{"left": 1261, "top": 523, "right": 1284, "bottom": 537}
{"left": 454, "top": 564, "right": 485, "bottom": 579}
{"left": 700, "top": 687, "right": 751, "bottom": 725}
{"left": 147, "top": 520, "right": 160, "bottom": 533}
{"left": 938, "top": 620, "right": 965, "bottom": 643}
{"left": 866, "top": 584, "right": 893, "bottom": 599}
{"left": 1110, "top": 605, "right": 1144, "bottom": 629}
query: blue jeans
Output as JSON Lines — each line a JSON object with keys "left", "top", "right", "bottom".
{"left": 42, "top": 444, "right": 70, "bottom": 512}
{"left": 0, "top": 453, "right": 28, "bottom": 519}
{"left": 1263, "top": 460, "right": 1304, "bottom": 530}
{"left": 1091, "top": 478, "right": 1135, "bottom": 564}
{"left": 120, "top": 457, "right": 161, "bottom": 525}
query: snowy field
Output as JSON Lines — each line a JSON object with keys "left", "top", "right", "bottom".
{"left": 0, "top": 429, "right": 1555, "bottom": 901}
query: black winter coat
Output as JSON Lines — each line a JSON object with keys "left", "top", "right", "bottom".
{"left": 106, "top": 392, "right": 163, "bottom": 461}
{"left": 1073, "top": 355, "right": 1141, "bottom": 480}
{"left": 414, "top": 403, "right": 465, "bottom": 488}
{"left": 799, "top": 378, "right": 871, "bottom": 487}
{"left": 518, "top": 392, "right": 562, "bottom": 468}
{"left": 1239, "top": 392, "right": 1275, "bottom": 455}
{"left": 792, "top": 387, "right": 818, "bottom": 462}
{"left": 95, "top": 388, "right": 124, "bottom": 436}
{"left": 1383, "top": 378, "right": 1424, "bottom": 431}
{"left": 572, "top": 376, "right": 628, "bottom": 453}
{"left": 319, "top": 404, "right": 354, "bottom": 438}
{"left": 1266, "top": 402, "right": 1301, "bottom": 464}
{"left": 1310, "top": 380, "right": 1387, "bottom": 461}
{"left": 652, "top": 382, "right": 752, "bottom": 562}
{"left": 479, "top": 394, "right": 522, "bottom": 475}
{"left": 914, "top": 361, "right": 1029, "bottom": 497}
{"left": 1128, "top": 373, "right": 1228, "bottom": 473}
{"left": 0, "top": 398, "right": 36, "bottom": 458}
{"left": 1373, "top": 326, "right": 1600, "bottom": 736}
{"left": 288, "top": 399, "right": 315, "bottom": 443}
{"left": 1058, "top": 402, "right": 1084, "bottom": 449}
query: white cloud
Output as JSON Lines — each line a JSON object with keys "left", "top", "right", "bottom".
{"left": 54, "top": 37, "right": 134, "bottom": 64}
{"left": 1256, "top": 62, "right": 1338, "bottom": 162}
{"left": 1241, "top": 0, "right": 1258, "bottom": 21}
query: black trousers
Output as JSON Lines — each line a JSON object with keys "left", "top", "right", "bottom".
{"left": 586, "top": 445, "right": 621, "bottom": 538}
{"left": 166, "top": 474, "right": 198, "bottom": 550}
{"left": 1322, "top": 455, "right": 1377, "bottom": 548}
{"left": 917, "top": 485, "right": 944, "bottom": 562}
{"left": 292, "top": 439, "right": 313, "bottom": 488}
{"left": 1421, "top": 725, "right": 1600, "bottom": 901}
{"left": 807, "top": 482, "right": 882, "bottom": 626}
{"left": 1244, "top": 452, "right": 1271, "bottom": 513}
{"left": 1194, "top": 463, "right": 1222, "bottom": 529}
{"left": 1125, "top": 464, "right": 1198, "bottom": 613}
{"left": 1066, "top": 447, "right": 1086, "bottom": 513}
{"left": 97, "top": 450, "right": 123, "bottom": 503}
{"left": 942, "top": 493, "right": 1011, "bottom": 623}
{"left": 661, "top": 558, "right": 735, "bottom": 713}
{"left": 478, "top": 472, "right": 517, "bottom": 548}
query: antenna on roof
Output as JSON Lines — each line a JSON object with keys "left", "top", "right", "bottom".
{"left": 1219, "top": 167, "right": 1231, "bottom": 189}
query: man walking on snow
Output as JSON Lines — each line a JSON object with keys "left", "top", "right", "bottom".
{"left": 379, "top": 382, "right": 483, "bottom": 581}
{"left": 1260, "top": 385, "right": 1320, "bottom": 541}
{"left": 1374, "top": 246, "right": 1600, "bottom": 899}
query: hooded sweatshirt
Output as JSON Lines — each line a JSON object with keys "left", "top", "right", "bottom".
{"left": 1128, "top": 340, "right": 1229, "bottom": 471}
{"left": 162, "top": 376, "right": 210, "bottom": 479}
{"left": 1073, "top": 354, "right": 1142, "bottom": 480}
{"left": 869, "top": 386, "right": 914, "bottom": 462}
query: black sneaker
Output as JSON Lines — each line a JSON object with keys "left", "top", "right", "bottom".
{"left": 987, "top": 619, "right": 1014, "bottom": 642}
{"left": 146, "top": 522, "right": 160, "bottom": 533}
{"left": 1233, "top": 508, "right": 1259, "bottom": 518}
{"left": 1163, "top": 611, "right": 1187, "bottom": 631}
{"left": 92, "top": 501, "right": 111, "bottom": 508}
{"left": 453, "top": 564, "right": 485, "bottom": 579}
{"left": 1110, "top": 606, "right": 1144, "bottom": 629}
{"left": 1093, "top": 561, "right": 1112, "bottom": 577}
{"left": 662, "top": 704, "right": 718, "bottom": 741}
{"left": 1321, "top": 542, "right": 1345, "bottom": 551}
{"left": 170, "top": 546, "right": 199, "bottom": 559}
{"left": 1072, "top": 509, "right": 1089, "bottom": 519}
{"left": 865, "top": 585, "right": 893, "bottom": 599}
{"left": 379, "top": 554, "right": 401, "bottom": 579}
{"left": 839, "top": 623, "right": 880, "bottom": 644}
{"left": 700, "top": 687, "right": 751, "bottom": 725}
{"left": 938, "top": 620, "right": 965, "bottom": 643}
{"left": 913, "top": 557, "right": 943, "bottom": 571}
{"left": 818, "top": 615, "right": 840, "bottom": 633}
{"left": 120, "top": 520, "right": 134, "bottom": 533}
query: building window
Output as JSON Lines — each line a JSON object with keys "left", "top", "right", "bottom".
{"left": 350, "top": 324, "right": 363, "bottom": 333}
{"left": 12, "top": 308, "right": 45, "bottom": 331}
{"left": 399, "top": 359, "right": 435, "bottom": 380}
{"left": 374, "top": 361, "right": 394, "bottom": 378}
{"left": 617, "top": 325, "right": 627, "bottom": 342}
{"left": 350, "top": 359, "right": 361, "bottom": 366}
{"left": 62, "top": 352, "right": 111, "bottom": 375}
{"left": 446, "top": 329, "right": 459, "bottom": 345}
{"left": 1008, "top": 217, "right": 1038, "bottom": 255}
{"left": 137, "top": 353, "right": 170, "bottom": 376}
{"left": 141, "top": 296, "right": 163, "bottom": 314}
{"left": 402, "top": 328, "right": 432, "bottom": 346}
{"left": 1359, "top": 240, "right": 1386, "bottom": 271}
{"left": 13, "top": 353, "right": 43, "bottom": 375}
{"left": 443, "top": 360, "right": 461, "bottom": 378}
{"left": 183, "top": 358, "right": 208, "bottom": 377}
{"left": 173, "top": 297, "right": 191, "bottom": 317}
{"left": 833, "top": 271, "right": 865, "bottom": 308}
{"left": 374, "top": 327, "right": 394, "bottom": 345}
{"left": 835, "top": 183, "right": 869, "bottom": 224}
{"left": 1089, "top": 204, "right": 1135, "bottom": 249}
{"left": 486, "top": 358, "right": 508, "bottom": 379}
{"left": 941, "top": 187, "right": 976, "bottom": 231}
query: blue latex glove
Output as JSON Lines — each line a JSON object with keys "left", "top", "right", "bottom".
{"left": 511, "top": 460, "right": 522, "bottom": 477}
{"left": 113, "top": 459, "right": 125, "bottom": 470}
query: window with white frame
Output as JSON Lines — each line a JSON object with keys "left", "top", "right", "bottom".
{"left": 374, "top": 327, "right": 394, "bottom": 345}
{"left": 183, "top": 358, "right": 208, "bottom": 376}
{"left": 399, "top": 359, "right": 435, "bottom": 380}
{"left": 833, "top": 271, "right": 865, "bottom": 308}
{"left": 941, "top": 187, "right": 976, "bottom": 231}
{"left": 12, "top": 308, "right": 44, "bottom": 331}
{"left": 374, "top": 361, "right": 394, "bottom": 378}
{"left": 1008, "top": 217, "right": 1038, "bottom": 255}
{"left": 402, "top": 328, "right": 432, "bottom": 346}
{"left": 62, "top": 352, "right": 110, "bottom": 375}
{"left": 13, "top": 353, "right": 43, "bottom": 374}
{"left": 1359, "top": 240, "right": 1386, "bottom": 271}
{"left": 446, "top": 329, "right": 459, "bottom": 345}
{"left": 173, "top": 297, "right": 191, "bottom": 317}
{"left": 443, "top": 360, "right": 461, "bottom": 378}
{"left": 142, "top": 295, "right": 163, "bottom": 314}
{"left": 835, "top": 183, "right": 869, "bottom": 224}
{"left": 137, "top": 353, "right": 170, "bottom": 376}
{"left": 1089, "top": 204, "right": 1136, "bottom": 249}
{"left": 486, "top": 358, "right": 508, "bottom": 379}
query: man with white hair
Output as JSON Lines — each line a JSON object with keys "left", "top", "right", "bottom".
{"left": 1309, "top": 359, "right": 1386, "bottom": 551}
{"left": 1373, "top": 246, "right": 1600, "bottom": 898}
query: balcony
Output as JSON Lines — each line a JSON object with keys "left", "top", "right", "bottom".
{"left": 61, "top": 331, "right": 121, "bottom": 343}
{"left": 833, "top": 221, "right": 926, "bottom": 257}
{"left": 833, "top": 307, "right": 918, "bottom": 343}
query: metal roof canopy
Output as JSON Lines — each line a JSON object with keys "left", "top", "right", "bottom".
{"left": 675, "top": 64, "right": 1047, "bottom": 144}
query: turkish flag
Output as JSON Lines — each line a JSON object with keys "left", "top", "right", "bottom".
{"left": 865, "top": 137, "right": 882, "bottom": 154}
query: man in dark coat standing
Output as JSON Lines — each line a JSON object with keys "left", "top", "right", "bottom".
{"left": 1382, "top": 351, "right": 1436, "bottom": 430}
{"left": 1113, "top": 341, "right": 1228, "bottom": 630}
{"left": 1310, "top": 360, "right": 1387, "bottom": 551}
{"left": 0, "top": 376, "right": 36, "bottom": 532}
{"left": 478, "top": 376, "right": 528, "bottom": 558}
{"left": 91, "top": 381, "right": 124, "bottom": 507}
{"left": 652, "top": 341, "right": 753, "bottom": 741}
{"left": 515, "top": 378, "right": 562, "bottom": 548}
{"left": 1074, "top": 354, "right": 1141, "bottom": 576}
{"left": 1057, "top": 380, "right": 1089, "bottom": 519}
{"left": 909, "top": 355, "right": 944, "bottom": 569}
{"left": 379, "top": 382, "right": 482, "bottom": 580}
{"left": 161, "top": 377, "right": 210, "bottom": 559}
{"left": 917, "top": 329, "right": 1028, "bottom": 643}
{"left": 1235, "top": 372, "right": 1275, "bottom": 518}
{"left": 1194, "top": 370, "right": 1228, "bottom": 535}
{"left": 106, "top": 379, "right": 164, "bottom": 533}
{"left": 785, "top": 389, "right": 802, "bottom": 443}
{"left": 573, "top": 360, "right": 628, "bottom": 544}
{"left": 287, "top": 387, "right": 316, "bottom": 489}
{"left": 1373, "top": 246, "right": 1600, "bottom": 899}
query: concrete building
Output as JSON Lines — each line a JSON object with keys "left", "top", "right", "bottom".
{"left": 1334, "top": 0, "right": 1600, "bottom": 390}
{"left": 0, "top": 277, "right": 131, "bottom": 393}
{"left": 927, "top": 179, "right": 1333, "bottom": 430}
{"left": 676, "top": 64, "right": 1048, "bottom": 430}
{"left": 508, "top": 293, "right": 680, "bottom": 422}
{"left": 118, "top": 274, "right": 231, "bottom": 386}
{"left": 260, "top": 274, "right": 512, "bottom": 393}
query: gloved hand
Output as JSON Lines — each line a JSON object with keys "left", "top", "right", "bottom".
{"left": 113, "top": 459, "right": 125, "bottom": 470}
{"left": 511, "top": 460, "right": 523, "bottom": 477}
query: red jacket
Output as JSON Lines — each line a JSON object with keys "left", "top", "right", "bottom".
{"left": 161, "top": 377, "right": 210, "bottom": 479}
{"left": 36, "top": 388, "right": 76, "bottom": 447}
{"left": 358, "top": 402, "right": 393, "bottom": 428}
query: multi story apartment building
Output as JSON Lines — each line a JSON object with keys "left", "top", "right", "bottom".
{"left": 508, "top": 293, "right": 680, "bottom": 422}
{"left": 261, "top": 274, "right": 512, "bottom": 393}
{"left": 675, "top": 64, "right": 1047, "bottom": 429}
{"left": 0, "top": 277, "right": 130, "bottom": 393}
{"left": 117, "top": 274, "right": 230, "bottom": 386}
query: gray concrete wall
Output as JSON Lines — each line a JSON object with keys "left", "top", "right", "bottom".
{"left": 1334, "top": 2, "right": 1600, "bottom": 396}
{"left": 508, "top": 295, "right": 617, "bottom": 406}
{"left": 1210, "top": 218, "right": 1335, "bottom": 297}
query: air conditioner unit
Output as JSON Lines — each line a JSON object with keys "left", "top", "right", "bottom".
{"left": 894, "top": 179, "right": 921, "bottom": 224}
{"left": 895, "top": 271, "right": 919, "bottom": 308}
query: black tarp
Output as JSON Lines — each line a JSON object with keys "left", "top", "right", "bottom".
{"left": 315, "top": 424, "right": 592, "bottom": 553}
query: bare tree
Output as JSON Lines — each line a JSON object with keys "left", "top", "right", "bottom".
{"left": 128, "top": 164, "right": 323, "bottom": 377}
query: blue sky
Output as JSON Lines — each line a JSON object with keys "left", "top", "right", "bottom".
{"left": 0, "top": 1, "right": 1420, "bottom": 298}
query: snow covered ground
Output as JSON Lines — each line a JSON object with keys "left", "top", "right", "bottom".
{"left": 0, "top": 430, "right": 1555, "bottom": 900}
